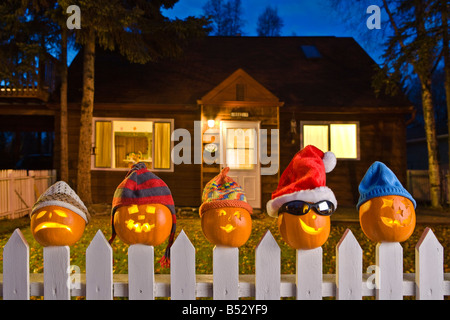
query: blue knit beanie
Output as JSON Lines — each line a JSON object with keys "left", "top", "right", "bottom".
{"left": 357, "top": 161, "right": 416, "bottom": 210}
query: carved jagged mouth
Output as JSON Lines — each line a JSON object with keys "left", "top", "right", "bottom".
{"left": 299, "top": 218, "right": 323, "bottom": 235}
{"left": 220, "top": 224, "right": 236, "bottom": 233}
{"left": 34, "top": 222, "right": 72, "bottom": 233}
{"left": 125, "top": 219, "right": 155, "bottom": 233}
{"left": 380, "top": 216, "right": 412, "bottom": 228}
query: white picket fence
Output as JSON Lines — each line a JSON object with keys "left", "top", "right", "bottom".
{"left": 1, "top": 227, "right": 449, "bottom": 300}
{"left": 0, "top": 170, "right": 56, "bottom": 219}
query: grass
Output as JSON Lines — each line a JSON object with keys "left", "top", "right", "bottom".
{"left": 0, "top": 213, "right": 449, "bottom": 276}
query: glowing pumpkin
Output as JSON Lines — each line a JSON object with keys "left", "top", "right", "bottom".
{"left": 359, "top": 195, "right": 416, "bottom": 242}
{"left": 30, "top": 205, "right": 86, "bottom": 247}
{"left": 201, "top": 207, "right": 252, "bottom": 247}
{"left": 113, "top": 203, "right": 172, "bottom": 246}
{"left": 278, "top": 208, "right": 331, "bottom": 250}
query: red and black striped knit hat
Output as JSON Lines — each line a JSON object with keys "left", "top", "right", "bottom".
{"left": 109, "top": 162, "right": 176, "bottom": 268}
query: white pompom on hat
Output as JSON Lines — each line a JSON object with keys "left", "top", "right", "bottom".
{"left": 31, "top": 181, "right": 90, "bottom": 223}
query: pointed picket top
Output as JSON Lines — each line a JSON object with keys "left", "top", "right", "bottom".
{"left": 171, "top": 229, "right": 195, "bottom": 252}
{"left": 256, "top": 229, "right": 279, "bottom": 250}
{"left": 336, "top": 229, "right": 362, "bottom": 300}
{"left": 87, "top": 229, "right": 112, "bottom": 253}
{"left": 255, "top": 230, "right": 280, "bottom": 300}
{"left": 415, "top": 227, "right": 444, "bottom": 300}
{"left": 171, "top": 230, "right": 196, "bottom": 300}
{"left": 336, "top": 228, "right": 360, "bottom": 251}
{"left": 416, "top": 227, "right": 442, "bottom": 251}
{"left": 3, "top": 228, "right": 30, "bottom": 300}
{"left": 4, "top": 228, "right": 29, "bottom": 251}
{"left": 86, "top": 230, "right": 113, "bottom": 300}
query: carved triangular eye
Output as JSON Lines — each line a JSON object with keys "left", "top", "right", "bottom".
{"left": 233, "top": 211, "right": 241, "bottom": 220}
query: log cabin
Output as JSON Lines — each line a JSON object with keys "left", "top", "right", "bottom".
{"left": 0, "top": 36, "right": 413, "bottom": 210}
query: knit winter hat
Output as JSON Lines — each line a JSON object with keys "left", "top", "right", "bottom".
{"left": 266, "top": 145, "right": 337, "bottom": 217}
{"left": 31, "top": 181, "right": 90, "bottom": 223}
{"left": 109, "top": 162, "right": 176, "bottom": 267}
{"left": 199, "top": 167, "right": 253, "bottom": 217}
{"left": 357, "top": 161, "right": 416, "bottom": 210}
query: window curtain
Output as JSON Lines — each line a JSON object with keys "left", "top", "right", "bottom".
{"left": 154, "top": 122, "right": 171, "bottom": 169}
{"left": 95, "top": 121, "right": 112, "bottom": 168}
{"left": 330, "top": 124, "right": 357, "bottom": 158}
{"left": 303, "top": 125, "right": 328, "bottom": 152}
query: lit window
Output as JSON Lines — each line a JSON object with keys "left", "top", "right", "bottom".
{"left": 301, "top": 122, "right": 359, "bottom": 159}
{"left": 92, "top": 118, "right": 173, "bottom": 171}
{"left": 226, "top": 128, "right": 257, "bottom": 170}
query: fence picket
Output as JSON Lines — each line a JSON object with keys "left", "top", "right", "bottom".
{"left": 3, "top": 229, "right": 29, "bottom": 300}
{"left": 376, "top": 242, "right": 403, "bottom": 300}
{"left": 128, "top": 244, "right": 154, "bottom": 300}
{"left": 213, "top": 246, "right": 239, "bottom": 300}
{"left": 336, "top": 229, "right": 362, "bottom": 300}
{"left": 170, "top": 230, "right": 196, "bottom": 300}
{"left": 86, "top": 230, "right": 113, "bottom": 300}
{"left": 255, "top": 230, "right": 280, "bottom": 300}
{"left": 296, "top": 247, "right": 322, "bottom": 300}
{"left": 415, "top": 227, "right": 444, "bottom": 300}
{"left": 1, "top": 226, "right": 449, "bottom": 300}
{"left": 43, "top": 246, "right": 70, "bottom": 300}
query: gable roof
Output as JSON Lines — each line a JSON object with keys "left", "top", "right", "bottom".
{"left": 67, "top": 36, "right": 411, "bottom": 110}
{"left": 199, "top": 68, "right": 283, "bottom": 107}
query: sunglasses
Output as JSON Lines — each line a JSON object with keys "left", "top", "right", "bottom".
{"left": 278, "top": 200, "right": 335, "bottom": 216}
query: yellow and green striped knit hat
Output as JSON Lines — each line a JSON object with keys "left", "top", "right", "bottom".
{"left": 199, "top": 167, "right": 253, "bottom": 217}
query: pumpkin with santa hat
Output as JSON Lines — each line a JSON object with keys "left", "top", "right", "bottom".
{"left": 267, "top": 145, "right": 337, "bottom": 250}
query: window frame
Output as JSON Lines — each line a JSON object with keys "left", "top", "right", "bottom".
{"left": 91, "top": 117, "right": 174, "bottom": 172}
{"left": 300, "top": 121, "right": 360, "bottom": 160}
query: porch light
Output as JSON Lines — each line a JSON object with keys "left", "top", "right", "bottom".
{"left": 207, "top": 119, "right": 215, "bottom": 128}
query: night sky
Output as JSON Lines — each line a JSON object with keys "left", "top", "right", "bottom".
{"left": 162, "top": 0, "right": 387, "bottom": 63}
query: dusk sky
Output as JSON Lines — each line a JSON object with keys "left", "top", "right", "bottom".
{"left": 162, "top": 0, "right": 387, "bottom": 63}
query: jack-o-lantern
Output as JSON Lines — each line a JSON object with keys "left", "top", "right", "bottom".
{"left": 109, "top": 162, "right": 176, "bottom": 267}
{"left": 200, "top": 167, "right": 253, "bottom": 248}
{"left": 201, "top": 207, "right": 252, "bottom": 247}
{"left": 30, "top": 181, "right": 90, "bottom": 247}
{"left": 277, "top": 200, "right": 333, "bottom": 250}
{"left": 357, "top": 162, "right": 416, "bottom": 243}
{"left": 31, "top": 205, "right": 86, "bottom": 246}
{"left": 266, "top": 145, "right": 337, "bottom": 250}
{"left": 359, "top": 196, "right": 416, "bottom": 242}
{"left": 113, "top": 203, "right": 172, "bottom": 246}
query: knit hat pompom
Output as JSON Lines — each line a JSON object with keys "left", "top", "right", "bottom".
{"left": 200, "top": 167, "right": 253, "bottom": 217}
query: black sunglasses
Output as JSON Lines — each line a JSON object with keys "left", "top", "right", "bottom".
{"left": 278, "top": 200, "right": 335, "bottom": 216}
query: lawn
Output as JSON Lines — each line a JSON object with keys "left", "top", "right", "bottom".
{"left": 0, "top": 213, "right": 449, "bottom": 276}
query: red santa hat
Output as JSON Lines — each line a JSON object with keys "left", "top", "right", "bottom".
{"left": 266, "top": 145, "right": 337, "bottom": 217}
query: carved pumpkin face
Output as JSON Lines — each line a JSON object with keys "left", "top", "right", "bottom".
{"left": 201, "top": 207, "right": 252, "bottom": 247}
{"left": 30, "top": 205, "right": 86, "bottom": 247}
{"left": 113, "top": 203, "right": 172, "bottom": 246}
{"left": 359, "top": 195, "right": 416, "bottom": 242}
{"left": 278, "top": 208, "right": 331, "bottom": 250}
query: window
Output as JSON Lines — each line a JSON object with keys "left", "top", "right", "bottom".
{"left": 225, "top": 128, "right": 257, "bottom": 170}
{"left": 300, "top": 45, "right": 322, "bottom": 59}
{"left": 301, "top": 121, "right": 359, "bottom": 159}
{"left": 92, "top": 118, "right": 174, "bottom": 171}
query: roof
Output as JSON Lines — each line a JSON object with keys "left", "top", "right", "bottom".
{"left": 67, "top": 36, "right": 412, "bottom": 109}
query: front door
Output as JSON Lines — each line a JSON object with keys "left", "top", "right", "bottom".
{"left": 220, "top": 121, "right": 261, "bottom": 209}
